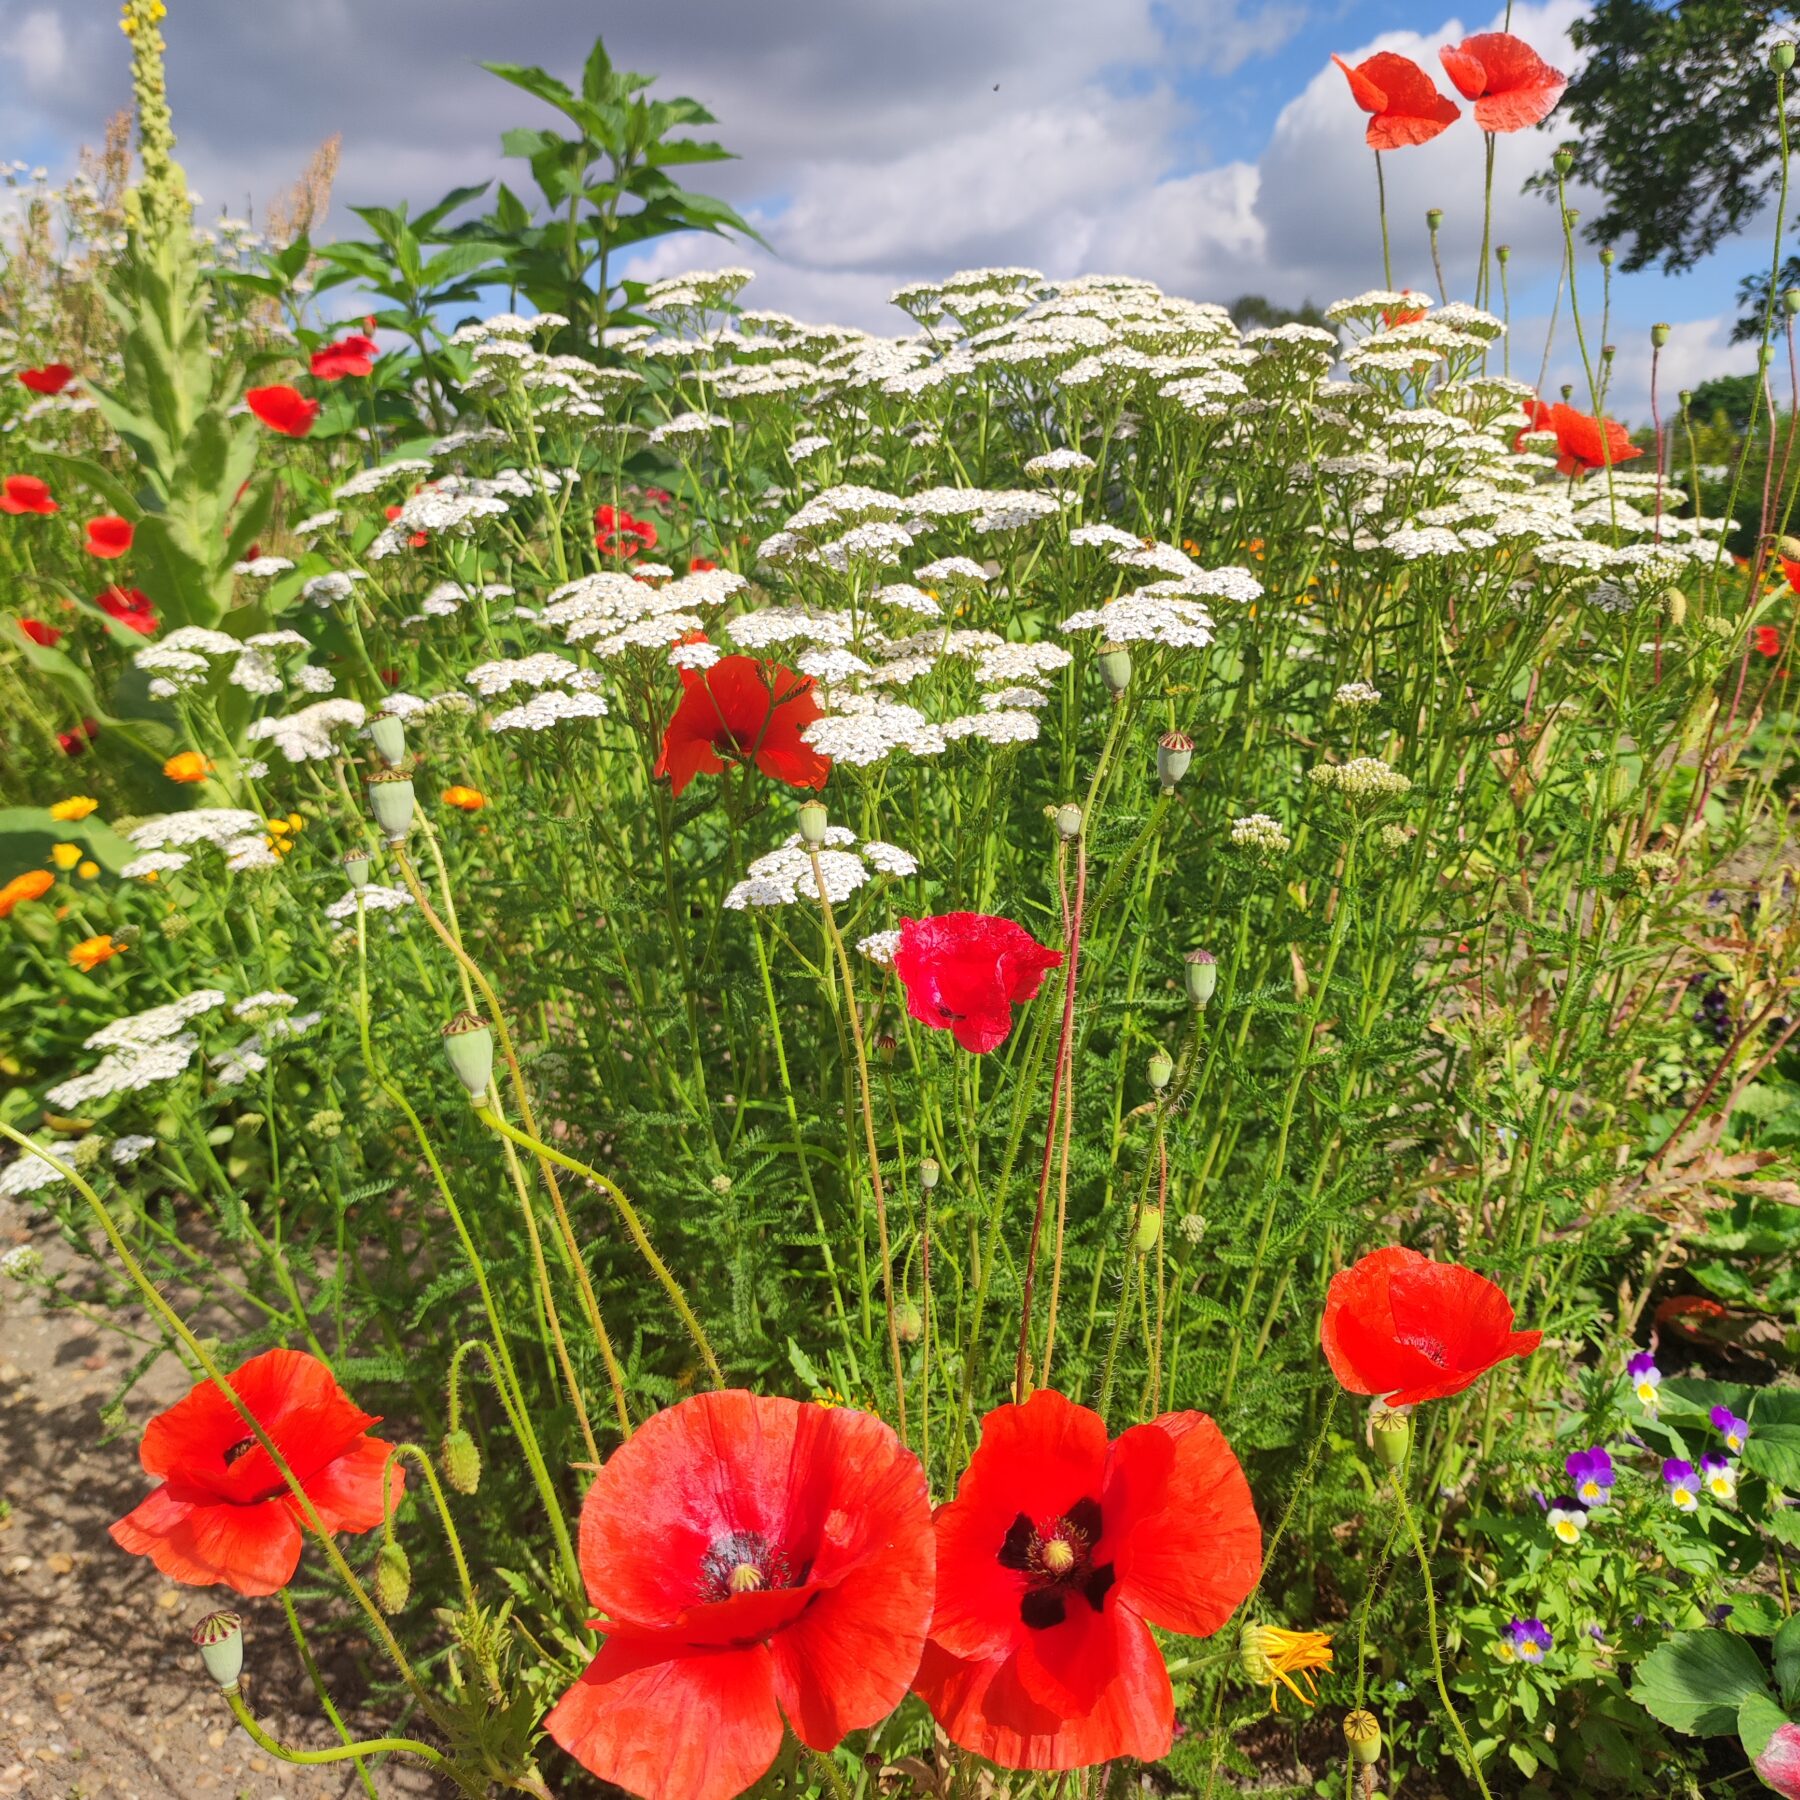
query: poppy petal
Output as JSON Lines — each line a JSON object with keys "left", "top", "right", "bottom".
{"left": 301, "top": 1432, "right": 402, "bottom": 1534}
{"left": 110, "top": 1487, "right": 303, "bottom": 1596}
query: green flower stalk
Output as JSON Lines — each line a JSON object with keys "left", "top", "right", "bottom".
{"left": 119, "top": 0, "right": 190, "bottom": 240}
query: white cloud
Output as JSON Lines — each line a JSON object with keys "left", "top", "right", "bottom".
{"left": 4, "top": 9, "right": 67, "bottom": 89}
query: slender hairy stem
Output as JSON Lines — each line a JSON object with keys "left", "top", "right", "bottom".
{"left": 223, "top": 1689, "right": 451, "bottom": 1773}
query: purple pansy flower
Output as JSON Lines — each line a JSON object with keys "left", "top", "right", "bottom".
{"left": 1545, "top": 1493, "right": 1588, "bottom": 1544}
{"left": 1710, "top": 1404, "right": 1750, "bottom": 1453}
{"left": 1627, "top": 1351, "right": 1661, "bottom": 1408}
{"left": 1565, "top": 1446, "right": 1615, "bottom": 1507}
{"left": 1662, "top": 1458, "right": 1701, "bottom": 1511}
{"left": 1504, "top": 1617, "right": 1553, "bottom": 1664}
{"left": 1700, "top": 1450, "right": 1737, "bottom": 1500}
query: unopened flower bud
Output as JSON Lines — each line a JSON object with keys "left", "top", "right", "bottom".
{"left": 1774, "top": 40, "right": 1797, "bottom": 74}
{"left": 192, "top": 1611, "right": 244, "bottom": 1692}
{"left": 1370, "top": 1402, "right": 1413, "bottom": 1470}
{"left": 1343, "top": 1709, "right": 1383, "bottom": 1765}
{"left": 796, "top": 799, "right": 829, "bottom": 847}
{"left": 1054, "top": 802, "right": 1083, "bottom": 841}
{"left": 1779, "top": 535, "right": 1800, "bottom": 562}
{"left": 1660, "top": 586, "right": 1687, "bottom": 628}
{"left": 1426, "top": 207, "right": 1443, "bottom": 231}
{"left": 1651, "top": 322, "right": 1670, "bottom": 348}
{"left": 368, "top": 713, "right": 407, "bottom": 768}
{"left": 918, "top": 1157, "right": 940, "bottom": 1191}
{"left": 441, "top": 1428, "right": 481, "bottom": 1495}
{"left": 895, "top": 1299, "right": 924, "bottom": 1344}
{"left": 1134, "top": 1207, "right": 1163, "bottom": 1254}
{"left": 1553, "top": 147, "right": 1574, "bottom": 177}
{"left": 374, "top": 1540, "right": 411, "bottom": 1613}
{"left": 366, "top": 770, "right": 415, "bottom": 842}
{"left": 1097, "top": 641, "right": 1132, "bottom": 696}
{"left": 342, "top": 847, "right": 372, "bottom": 888}
{"left": 1156, "top": 730, "right": 1194, "bottom": 791}
{"left": 441, "top": 1010, "right": 495, "bottom": 1100}
{"left": 1147, "top": 1048, "right": 1174, "bottom": 1091}
{"left": 1183, "top": 948, "right": 1218, "bottom": 1010}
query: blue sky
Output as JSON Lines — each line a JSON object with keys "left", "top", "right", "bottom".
{"left": 0, "top": 0, "right": 1770, "bottom": 418}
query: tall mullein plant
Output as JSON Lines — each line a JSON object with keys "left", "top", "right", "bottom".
{"left": 60, "top": 1, "right": 274, "bottom": 637}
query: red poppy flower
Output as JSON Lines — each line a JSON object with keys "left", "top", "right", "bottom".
{"left": 109, "top": 1348, "right": 401, "bottom": 1597}
{"left": 689, "top": 556, "right": 719, "bottom": 573}
{"left": 16, "top": 363, "right": 74, "bottom": 396}
{"left": 1545, "top": 402, "right": 1644, "bottom": 478}
{"left": 246, "top": 384, "right": 320, "bottom": 438}
{"left": 1756, "top": 624, "right": 1782, "bottom": 658}
{"left": 654, "top": 654, "right": 830, "bottom": 798}
{"left": 893, "top": 913, "right": 1064, "bottom": 1054}
{"left": 1, "top": 474, "right": 58, "bottom": 515}
{"left": 1512, "top": 397, "right": 1556, "bottom": 454}
{"left": 1783, "top": 556, "right": 1800, "bottom": 595}
{"left": 545, "top": 1390, "right": 933, "bottom": 1800}
{"left": 20, "top": 618, "right": 62, "bottom": 647}
{"left": 1321, "top": 1247, "right": 1541, "bottom": 1406}
{"left": 1331, "top": 51, "right": 1460, "bottom": 150}
{"left": 309, "top": 333, "right": 379, "bottom": 380}
{"left": 1439, "top": 33, "right": 1567, "bottom": 133}
{"left": 1382, "top": 304, "right": 1428, "bottom": 328}
{"left": 596, "top": 503, "right": 658, "bottom": 557}
{"left": 912, "top": 1389, "right": 1259, "bottom": 1771}
{"left": 95, "top": 585, "right": 159, "bottom": 637}
{"left": 84, "top": 515, "right": 134, "bottom": 559}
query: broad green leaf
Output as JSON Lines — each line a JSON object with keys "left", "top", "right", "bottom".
{"left": 0, "top": 808, "right": 138, "bottom": 875}
{"left": 1737, "top": 1690, "right": 1794, "bottom": 1766}
{"left": 1746, "top": 1388, "right": 1800, "bottom": 1489}
{"left": 1629, "top": 1629, "right": 1770, "bottom": 1736}
{"left": 1777, "top": 1613, "right": 1800, "bottom": 1709}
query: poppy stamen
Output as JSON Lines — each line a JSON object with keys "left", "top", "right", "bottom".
{"left": 223, "top": 1436, "right": 257, "bottom": 1466}
{"left": 699, "top": 1529, "right": 794, "bottom": 1603}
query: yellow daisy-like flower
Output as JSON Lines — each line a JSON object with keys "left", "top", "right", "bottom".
{"left": 286, "top": 812, "right": 305, "bottom": 832}
{"left": 50, "top": 842, "right": 83, "bottom": 871}
{"left": 49, "top": 796, "right": 99, "bottom": 822}
{"left": 1239, "top": 1621, "right": 1335, "bottom": 1711}
{"left": 78, "top": 861, "right": 100, "bottom": 880}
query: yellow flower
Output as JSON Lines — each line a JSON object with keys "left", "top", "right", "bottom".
{"left": 69, "top": 934, "right": 123, "bottom": 972}
{"left": 441, "top": 785, "right": 487, "bottom": 812}
{"left": 78, "top": 861, "right": 100, "bottom": 880}
{"left": 286, "top": 812, "right": 305, "bottom": 832}
{"left": 50, "top": 842, "right": 83, "bottom": 871}
{"left": 163, "top": 750, "right": 211, "bottom": 784}
{"left": 1239, "top": 1621, "right": 1334, "bottom": 1711}
{"left": 267, "top": 817, "right": 293, "bottom": 836}
{"left": 49, "top": 796, "right": 99, "bottom": 822}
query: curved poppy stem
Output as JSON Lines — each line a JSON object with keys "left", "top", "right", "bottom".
{"left": 1388, "top": 1464, "right": 1494, "bottom": 1799}
{"left": 381, "top": 1443, "right": 473, "bottom": 1602}
{"left": 278, "top": 1588, "right": 377, "bottom": 1800}
{"left": 222, "top": 1688, "right": 452, "bottom": 1774}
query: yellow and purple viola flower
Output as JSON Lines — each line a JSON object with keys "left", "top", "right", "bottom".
{"left": 1564, "top": 1446, "right": 1614, "bottom": 1508}
{"left": 1626, "top": 1351, "right": 1661, "bottom": 1410}
{"left": 1662, "top": 1458, "right": 1701, "bottom": 1512}
{"left": 1502, "top": 1617, "right": 1552, "bottom": 1664}
{"left": 1700, "top": 1450, "right": 1736, "bottom": 1501}
{"left": 1545, "top": 1493, "right": 1587, "bottom": 1545}
{"left": 1710, "top": 1405, "right": 1749, "bottom": 1453}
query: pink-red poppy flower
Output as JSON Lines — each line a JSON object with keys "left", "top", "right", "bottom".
{"left": 20, "top": 618, "right": 62, "bottom": 647}
{"left": 95, "top": 585, "right": 158, "bottom": 637}
{"left": 913, "top": 1389, "right": 1260, "bottom": 1771}
{"left": 545, "top": 1390, "right": 933, "bottom": 1800}
{"left": 654, "top": 654, "right": 830, "bottom": 798}
{"left": 1, "top": 474, "right": 58, "bottom": 515}
{"left": 16, "top": 363, "right": 74, "bottom": 396}
{"left": 596, "top": 503, "right": 659, "bottom": 558}
{"left": 109, "top": 1348, "right": 401, "bottom": 1597}
{"left": 246, "top": 384, "right": 320, "bottom": 438}
{"left": 309, "top": 334, "right": 380, "bottom": 380}
{"left": 84, "top": 515, "right": 134, "bottom": 559}
{"left": 893, "top": 913, "right": 1064, "bottom": 1054}
{"left": 1331, "top": 51, "right": 1460, "bottom": 150}
{"left": 1321, "top": 1247, "right": 1541, "bottom": 1406}
{"left": 1545, "top": 403, "right": 1644, "bottom": 478}
{"left": 1439, "top": 33, "right": 1567, "bottom": 133}
{"left": 1756, "top": 624, "right": 1782, "bottom": 659}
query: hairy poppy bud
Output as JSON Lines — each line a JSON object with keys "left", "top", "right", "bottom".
{"left": 1426, "top": 207, "right": 1443, "bottom": 231}
{"left": 343, "top": 848, "right": 372, "bottom": 889}
{"left": 1343, "top": 1709, "right": 1382, "bottom": 1765}
{"left": 1651, "top": 322, "right": 1670, "bottom": 348}
{"left": 366, "top": 769, "right": 414, "bottom": 842}
{"left": 441, "top": 1010, "right": 495, "bottom": 1100}
{"left": 918, "top": 1156, "right": 940, "bottom": 1191}
{"left": 796, "top": 799, "right": 829, "bottom": 847}
{"left": 374, "top": 1540, "right": 411, "bottom": 1613}
{"left": 1157, "top": 730, "right": 1194, "bottom": 791}
{"left": 441, "top": 1427, "right": 481, "bottom": 1495}
{"left": 1055, "top": 802, "right": 1083, "bottom": 841}
{"left": 1097, "top": 641, "right": 1132, "bottom": 696}
{"left": 1134, "top": 1207, "right": 1163, "bottom": 1253}
{"left": 895, "top": 1299, "right": 923, "bottom": 1343}
{"left": 368, "top": 713, "right": 406, "bottom": 769}
{"left": 1553, "top": 147, "right": 1574, "bottom": 177}
{"left": 1184, "top": 948, "right": 1218, "bottom": 1010}
{"left": 191, "top": 1611, "right": 244, "bottom": 1693}
{"left": 1774, "top": 41, "right": 1797, "bottom": 74}
{"left": 1147, "top": 1048, "right": 1174, "bottom": 1091}
{"left": 1779, "top": 535, "right": 1800, "bottom": 562}
{"left": 1370, "top": 1402, "right": 1413, "bottom": 1470}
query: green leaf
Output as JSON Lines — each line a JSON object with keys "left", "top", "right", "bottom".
{"left": 0, "top": 808, "right": 138, "bottom": 877}
{"left": 1746, "top": 1388, "right": 1800, "bottom": 1488}
{"left": 1737, "top": 1690, "right": 1794, "bottom": 1766}
{"left": 1629, "top": 1629, "right": 1771, "bottom": 1736}
{"left": 785, "top": 1336, "right": 823, "bottom": 1391}
{"left": 1777, "top": 1613, "right": 1800, "bottom": 1709}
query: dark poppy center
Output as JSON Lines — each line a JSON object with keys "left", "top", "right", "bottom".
{"left": 1396, "top": 1330, "right": 1449, "bottom": 1367}
{"left": 996, "top": 1498, "right": 1115, "bottom": 1630}
{"left": 222, "top": 1436, "right": 258, "bottom": 1467}
{"left": 698, "top": 1529, "right": 797, "bottom": 1603}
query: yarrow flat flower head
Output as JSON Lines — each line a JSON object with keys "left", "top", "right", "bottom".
{"left": 1231, "top": 813, "right": 1292, "bottom": 858}
{"left": 1308, "top": 757, "right": 1412, "bottom": 802}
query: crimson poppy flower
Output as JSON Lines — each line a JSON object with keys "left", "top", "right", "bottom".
{"left": 246, "top": 384, "right": 320, "bottom": 438}
{"left": 1756, "top": 624, "right": 1782, "bottom": 658}
{"left": 1513, "top": 397, "right": 1555, "bottom": 454}
{"left": 1331, "top": 51, "right": 1460, "bottom": 150}
{"left": 84, "top": 514, "right": 134, "bottom": 559}
{"left": 913, "top": 1389, "right": 1260, "bottom": 1771}
{"left": 1321, "top": 1247, "right": 1541, "bottom": 1406}
{"left": 109, "top": 1348, "right": 401, "bottom": 1597}
{"left": 654, "top": 653, "right": 830, "bottom": 798}
{"left": 596, "top": 503, "right": 658, "bottom": 557}
{"left": 95, "top": 585, "right": 159, "bottom": 637}
{"left": 893, "top": 913, "right": 1064, "bottom": 1054}
{"left": 16, "top": 363, "right": 74, "bottom": 396}
{"left": 545, "top": 1390, "right": 933, "bottom": 1800}
{"left": 1439, "top": 33, "right": 1567, "bottom": 133}
{"left": 1, "top": 474, "right": 58, "bottom": 515}
{"left": 1545, "top": 402, "right": 1644, "bottom": 478}
{"left": 20, "top": 618, "right": 62, "bottom": 647}
{"left": 689, "top": 555, "right": 719, "bottom": 573}
{"left": 1381, "top": 304, "right": 1428, "bottom": 329}
{"left": 309, "top": 333, "right": 379, "bottom": 380}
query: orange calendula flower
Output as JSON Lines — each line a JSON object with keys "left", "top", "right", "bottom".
{"left": 50, "top": 842, "right": 83, "bottom": 871}
{"left": 441, "top": 785, "right": 487, "bottom": 812}
{"left": 49, "top": 796, "right": 99, "bottom": 822}
{"left": 163, "top": 751, "right": 211, "bottom": 783}
{"left": 69, "top": 934, "right": 123, "bottom": 971}
{"left": 1239, "top": 1621, "right": 1334, "bottom": 1711}
{"left": 0, "top": 868, "right": 56, "bottom": 917}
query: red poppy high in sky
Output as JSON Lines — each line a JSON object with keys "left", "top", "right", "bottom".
{"left": 1331, "top": 51, "right": 1460, "bottom": 150}
{"left": 1439, "top": 33, "right": 1568, "bottom": 133}
{"left": 545, "top": 1389, "right": 933, "bottom": 1800}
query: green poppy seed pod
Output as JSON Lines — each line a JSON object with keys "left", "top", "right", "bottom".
{"left": 1156, "top": 730, "right": 1194, "bottom": 792}
{"left": 1370, "top": 1402, "right": 1413, "bottom": 1470}
{"left": 1651, "top": 322, "right": 1671, "bottom": 348}
{"left": 1559, "top": 383, "right": 1575, "bottom": 403}
{"left": 875, "top": 1029, "right": 898, "bottom": 1064}
{"left": 1134, "top": 1207, "right": 1163, "bottom": 1254}
{"left": 1786, "top": 287, "right": 1800, "bottom": 316}
{"left": 1660, "top": 586, "right": 1688, "bottom": 628}
{"left": 1562, "top": 207, "right": 1579, "bottom": 230}
{"left": 918, "top": 1156, "right": 940, "bottom": 1191}
{"left": 1147, "top": 1048, "right": 1174, "bottom": 1091}
{"left": 895, "top": 1299, "right": 924, "bottom": 1344}
{"left": 441, "top": 1010, "right": 495, "bottom": 1100}
{"left": 441, "top": 1428, "right": 481, "bottom": 1495}
{"left": 342, "top": 847, "right": 372, "bottom": 889}
{"left": 1774, "top": 40, "right": 1797, "bottom": 74}
{"left": 1600, "top": 246, "right": 1615, "bottom": 268}
{"left": 1055, "top": 802, "right": 1083, "bottom": 841}
{"left": 1678, "top": 389, "right": 1693, "bottom": 407}
{"left": 374, "top": 1540, "right": 411, "bottom": 1613}
{"left": 1601, "top": 343, "right": 1616, "bottom": 361}
{"left": 191, "top": 1611, "right": 244, "bottom": 1693}
{"left": 796, "top": 799, "right": 829, "bottom": 847}
{"left": 1553, "top": 147, "right": 1574, "bottom": 177}
{"left": 1097, "top": 641, "right": 1132, "bottom": 696}
{"left": 1426, "top": 207, "right": 1443, "bottom": 231}
{"left": 366, "top": 770, "right": 415, "bottom": 842}
{"left": 1495, "top": 243, "right": 1511, "bottom": 264}
{"left": 1343, "top": 1709, "right": 1383, "bottom": 1766}
{"left": 368, "top": 713, "right": 407, "bottom": 769}
{"left": 1183, "top": 948, "right": 1218, "bottom": 1010}
{"left": 1779, "top": 535, "right": 1800, "bottom": 561}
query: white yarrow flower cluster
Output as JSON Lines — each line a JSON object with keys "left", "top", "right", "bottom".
{"left": 723, "top": 827, "right": 919, "bottom": 910}
{"left": 1309, "top": 757, "right": 1413, "bottom": 801}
